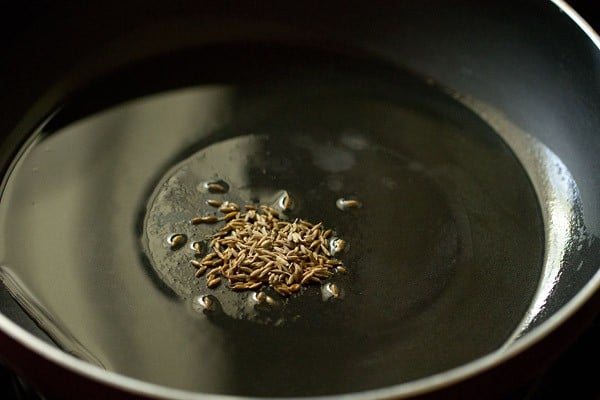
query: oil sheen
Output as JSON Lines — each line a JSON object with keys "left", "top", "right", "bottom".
{"left": 0, "top": 60, "right": 545, "bottom": 396}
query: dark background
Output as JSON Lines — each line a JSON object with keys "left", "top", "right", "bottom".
{"left": 0, "top": 1, "right": 599, "bottom": 399}
{"left": 570, "top": 0, "right": 600, "bottom": 29}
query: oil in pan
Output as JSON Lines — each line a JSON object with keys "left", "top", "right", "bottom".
{"left": 0, "top": 49, "right": 554, "bottom": 396}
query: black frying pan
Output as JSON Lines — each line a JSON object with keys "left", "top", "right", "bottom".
{"left": 1, "top": 1, "right": 600, "bottom": 399}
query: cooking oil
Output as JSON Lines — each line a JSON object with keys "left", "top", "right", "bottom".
{"left": 0, "top": 56, "right": 550, "bottom": 396}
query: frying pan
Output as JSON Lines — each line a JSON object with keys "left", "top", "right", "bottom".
{"left": 1, "top": 0, "right": 600, "bottom": 398}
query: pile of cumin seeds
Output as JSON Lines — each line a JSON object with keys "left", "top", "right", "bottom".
{"left": 190, "top": 200, "right": 346, "bottom": 297}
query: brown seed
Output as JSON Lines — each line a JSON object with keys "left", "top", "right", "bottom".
{"left": 205, "top": 259, "right": 223, "bottom": 267}
{"left": 260, "top": 205, "right": 279, "bottom": 217}
{"left": 265, "top": 295, "right": 277, "bottom": 306}
{"left": 198, "top": 295, "right": 214, "bottom": 311}
{"left": 309, "top": 222, "right": 323, "bottom": 232}
{"left": 193, "top": 241, "right": 202, "bottom": 252}
{"left": 213, "top": 230, "right": 229, "bottom": 238}
{"left": 273, "top": 246, "right": 287, "bottom": 254}
{"left": 336, "top": 266, "right": 347, "bottom": 273}
{"left": 205, "top": 181, "right": 228, "bottom": 193}
{"left": 236, "top": 250, "right": 247, "bottom": 265}
{"left": 301, "top": 270, "right": 316, "bottom": 285}
{"left": 207, "top": 267, "right": 222, "bottom": 280}
{"left": 250, "top": 260, "right": 266, "bottom": 269}
{"left": 188, "top": 201, "right": 347, "bottom": 295}
{"left": 257, "top": 254, "right": 273, "bottom": 263}
{"left": 207, "top": 277, "right": 222, "bottom": 288}
{"left": 244, "top": 204, "right": 257, "bottom": 210}
{"left": 259, "top": 266, "right": 272, "bottom": 279}
{"left": 191, "top": 216, "right": 219, "bottom": 224}
{"left": 299, "top": 220, "right": 314, "bottom": 228}
{"left": 229, "top": 274, "right": 250, "bottom": 281}
{"left": 213, "top": 246, "right": 225, "bottom": 259}
{"left": 219, "top": 202, "right": 240, "bottom": 213}
{"left": 314, "top": 269, "right": 333, "bottom": 279}
{"left": 289, "top": 283, "right": 301, "bottom": 292}
{"left": 293, "top": 265, "right": 303, "bottom": 281}
{"left": 328, "top": 283, "right": 340, "bottom": 297}
{"left": 275, "top": 255, "right": 289, "bottom": 266}
{"left": 231, "top": 282, "right": 249, "bottom": 291}
{"left": 256, "top": 291, "right": 267, "bottom": 303}
{"left": 190, "top": 259, "right": 203, "bottom": 268}
{"left": 206, "top": 199, "right": 222, "bottom": 207}
{"left": 274, "top": 285, "right": 292, "bottom": 296}
{"left": 201, "top": 252, "right": 217, "bottom": 262}
{"left": 195, "top": 265, "right": 208, "bottom": 277}
{"left": 218, "top": 222, "right": 233, "bottom": 231}
{"left": 169, "top": 234, "right": 186, "bottom": 250}
{"left": 330, "top": 238, "right": 346, "bottom": 256}
{"left": 336, "top": 198, "right": 362, "bottom": 210}
{"left": 250, "top": 268, "right": 264, "bottom": 279}
{"left": 220, "top": 211, "right": 238, "bottom": 221}
{"left": 247, "top": 281, "right": 262, "bottom": 289}
{"left": 258, "top": 240, "right": 272, "bottom": 250}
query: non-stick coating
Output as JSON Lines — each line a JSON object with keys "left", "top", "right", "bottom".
{"left": 1, "top": 1, "right": 600, "bottom": 399}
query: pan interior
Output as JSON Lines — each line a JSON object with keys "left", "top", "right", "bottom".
{"left": 0, "top": 48, "right": 544, "bottom": 396}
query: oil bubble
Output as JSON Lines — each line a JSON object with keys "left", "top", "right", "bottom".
{"left": 336, "top": 197, "right": 362, "bottom": 211}
{"left": 167, "top": 233, "right": 187, "bottom": 250}
{"left": 335, "top": 266, "right": 347, "bottom": 274}
{"left": 251, "top": 291, "right": 268, "bottom": 304}
{"left": 250, "top": 291, "right": 279, "bottom": 310}
{"left": 329, "top": 238, "right": 347, "bottom": 256}
{"left": 201, "top": 179, "right": 229, "bottom": 194}
{"left": 265, "top": 295, "right": 278, "bottom": 306}
{"left": 190, "top": 241, "right": 202, "bottom": 255}
{"left": 322, "top": 282, "right": 343, "bottom": 301}
{"left": 191, "top": 294, "right": 217, "bottom": 313}
{"left": 276, "top": 190, "right": 294, "bottom": 212}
